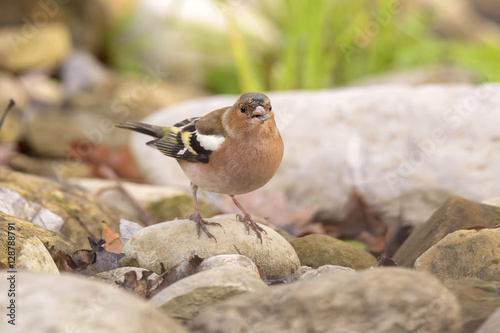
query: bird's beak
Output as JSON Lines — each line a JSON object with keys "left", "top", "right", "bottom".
{"left": 251, "top": 106, "right": 271, "bottom": 123}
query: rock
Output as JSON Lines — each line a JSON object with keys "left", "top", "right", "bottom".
{"left": 150, "top": 266, "right": 267, "bottom": 320}
{"left": 130, "top": 85, "right": 500, "bottom": 228}
{"left": 190, "top": 268, "right": 461, "bottom": 333}
{"left": 0, "top": 22, "right": 72, "bottom": 72}
{"left": 289, "top": 234, "right": 377, "bottom": 270}
{"left": 20, "top": 73, "right": 65, "bottom": 106}
{"left": 17, "top": 236, "right": 59, "bottom": 274}
{"left": 472, "top": 0, "right": 500, "bottom": 25}
{"left": 0, "top": 71, "right": 28, "bottom": 107}
{"left": 24, "top": 106, "right": 107, "bottom": 157}
{"left": 146, "top": 194, "right": 215, "bottom": 224}
{"left": 121, "top": 215, "right": 300, "bottom": 279}
{"left": 445, "top": 279, "right": 500, "bottom": 333}
{"left": 119, "top": 219, "right": 143, "bottom": 245}
{"left": 195, "top": 254, "right": 260, "bottom": 277}
{"left": 393, "top": 196, "right": 500, "bottom": 268}
{"left": 292, "top": 266, "right": 313, "bottom": 278}
{"left": 61, "top": 50, "right": 112, "bottom": 93}
{"left": 21, "top": 74, "right": 206, "bottom": 158}
{"left": 0, "top": 272, "right": 186, "bottom": 333}
{"left": 481, "top": 197, "right": 500, "bottom": 206}
{"left": 0, "top": 187, "right": 65, "bottom": 232}
{"left": 300, "top": 265, "right": 355, "bottom": 280}
{"left": 0, "top": 169, "right": 131, "bottom": 248}
{"left": 414, "top": 228, "right": 500, "bottom": 281}
{"left": 0, "top": 0, "right": 108, "bottom": 55}
{"left": 67, "top": 178, "right": 186, "bottom": 219}
{"left": 92, "top": 267, "right": 158, "bottom": 286}
{"left": 476, "top": 307, "right": 500, "bottom": 333}
{"left": 0, "top": 211, "right": 76, "bottom": 269}
{"left": 8, "top": 153, "right": 92, "bottom": 179}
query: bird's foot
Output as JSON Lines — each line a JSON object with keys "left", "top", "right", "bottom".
{"left": 187, "top": 213, "right": 222, "bottom": 242}
{"left": 236, "top": 213, "right": 267, "bottom": 243}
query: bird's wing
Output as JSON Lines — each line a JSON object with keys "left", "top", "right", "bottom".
{"left": 148, "top": 117, "right": 226, "bottom": 163}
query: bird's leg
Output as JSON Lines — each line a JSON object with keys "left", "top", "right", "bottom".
{"left": 231, "top": 195, "right": 267, "bottom": 243}
{"left": 187, "top": 183, "right": 221, "bottom": 242}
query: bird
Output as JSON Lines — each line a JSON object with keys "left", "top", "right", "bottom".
{"left": 117, "top": 92, "right": 283, "bottom": 242}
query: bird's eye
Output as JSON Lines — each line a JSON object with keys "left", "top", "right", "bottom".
{"left": 240, "top": 106, "right": 246, "bottom": 113}
{"left": 269, "top": 105, "right": 272, "bottom": 111}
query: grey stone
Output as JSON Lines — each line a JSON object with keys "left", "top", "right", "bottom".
{"left": 17, "top": 236, "right": 59, "bottom": 275}
{"left": 300, "top": 265, "right": 355, "bottom": 280}
{"left": 292, "top": 266, "right": 313, "bottom": 278}
{"left": 0, "top": 169, "right": 128, "bottom": 249}
{"left": 444, "top": 279, "right": 500, "bottom": 333}
{"left": 415, "top": 228, "right": 500, "bottom": 281}
{"left": 195, "top": 254, "right": 260, "bottom": 277}
{"left": 476, "top": 306, "right": 500, "bottom": 333}
{"left": 290, "top": 234, "right": 377, "bottom": 270}
{"left": 149, "top": 266, "right": 267, "bottom": 320}
{"left": 190, "top": 268, "right": 461, "bottom": 333}
{"left": 121, "top": 215, "right": 300, "bottom": 279}
{"left": 393, "top": 196, "right": 500, "bottom": 268}
{"left": 0, "top": 272, "right": 187, "bottom": 333}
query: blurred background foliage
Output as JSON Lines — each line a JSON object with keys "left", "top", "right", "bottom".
{"left": 1, "top": 0, "right": 499, "bottom": 171}
{"left": 104, "top": 0, "right": 500, "bottom": 93}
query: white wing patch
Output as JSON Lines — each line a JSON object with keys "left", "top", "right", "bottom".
{"left": 177, "top": 147, "right": 188, "bottom": 155}
{"left": 196, "top": 131, "right": 225, "bottom": 151}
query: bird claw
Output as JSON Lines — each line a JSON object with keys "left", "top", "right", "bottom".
{"left": 236, "top": 213, "right": 267, "bottom": 243}
{"left": 187, "top": 214, "right": 221, "bottom": 242}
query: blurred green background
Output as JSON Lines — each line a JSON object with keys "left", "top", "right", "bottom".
{"left": 104, "top": 0, "right": 500, "bottom": 93}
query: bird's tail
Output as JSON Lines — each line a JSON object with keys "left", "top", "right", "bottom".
{"left": 116, "top": 121, "right": 169, "bottom": 138}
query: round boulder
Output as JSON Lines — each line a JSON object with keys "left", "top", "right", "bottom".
{"left": 415, "top": 228, "right": 500, "bottom": 280}
{"left": 290, "top": 234, "right": 377, "bottom": 270}
{"left": 190, "top": 268, "right": 461, "bottom": 333}
{"left": 122, "top": 215, "right": 300, "bottom": 279}
{"left": 0, "top": 272, "right": 186, "bottom": 333}
{"left": 150, "top": 266, "right": 267, "bottom": 320}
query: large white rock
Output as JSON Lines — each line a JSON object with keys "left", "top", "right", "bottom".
{"left": 130, "top": 85, "right": 500, "bottom": 226}
{"left": 0, "top": 272, "right": 186, "bottom": 333}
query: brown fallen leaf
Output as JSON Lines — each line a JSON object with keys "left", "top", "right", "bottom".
{"left": 117, "top": 255, "right": 204, "bottom": 299}
{"left": 337, "top": 188, "right": 386, "bottom": 239}
{"left": 45, "top": 243, "right": 81, "bottom": 273}
{"left": 46, "top": 238, "right": 124, "bottom": 275}
{"left": 101, "top": 220, "right": 123, "bottom": 253}
{"left": 116, "top": 270, "right": 154, "bottom": 298}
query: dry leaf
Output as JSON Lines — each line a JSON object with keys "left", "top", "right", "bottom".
{"left": 101, "top": 220, "right": 123, "bottom": 253}
{"left": 117, "top": 255, "right": 203, "bottom": 299}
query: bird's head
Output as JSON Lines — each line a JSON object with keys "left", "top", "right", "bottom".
{"left": 227, "top": 92, "right": 276, "bottom": 134}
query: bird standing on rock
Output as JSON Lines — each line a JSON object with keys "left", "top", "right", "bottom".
{"left": 117, "top": 92, "right": 283, "bottom": 242}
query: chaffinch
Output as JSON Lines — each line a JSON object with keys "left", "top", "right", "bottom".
{"left": 118, "top": 92, "right": 283, "bottom": 242}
